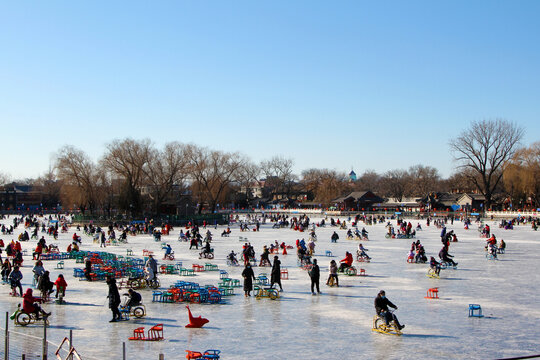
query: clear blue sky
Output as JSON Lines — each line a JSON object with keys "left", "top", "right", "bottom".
{"left": 1, "top": 1, "right": 539, "bottom": 180}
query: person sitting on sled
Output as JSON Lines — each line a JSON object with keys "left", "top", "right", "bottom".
{"left": 124, "top": 288, "right": 142, "bottom": 308}
{"left": 227, "top": 250, "right": 238, "bottom": 265}
{"left": 339, "top": 252, "right": 353, "bottom": 272}
{"left": 22, "top": 288, "right": 50, "bottom": 320}
{"left": 374, "top": 290, "right": 404, "bottom": 330}
{"left": 358, "top": 243, "right": 370, "bottom": 260}
{"left": 430, "top": 256, "right": 441, "bottom": 275}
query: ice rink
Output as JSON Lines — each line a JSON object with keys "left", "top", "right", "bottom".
{"left": 1, "top": 214, "right": 539, "bottom": 359}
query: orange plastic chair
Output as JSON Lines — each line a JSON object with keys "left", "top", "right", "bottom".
{"left": 186, "top": 350, "right": 203, "bottom": 359}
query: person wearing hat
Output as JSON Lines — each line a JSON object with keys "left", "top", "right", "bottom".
{"left": 270, "top": 255, "right": 283, "bottom": 292}
{"left": 374, "top": 290, "right": 404, "bottom": 330}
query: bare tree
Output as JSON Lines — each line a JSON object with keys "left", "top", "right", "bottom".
{"left": 0, "top": 172, "right": 11, "bottom": 186}
{"left": 443, "top": 168, "right": 478, "bottom": 193}
{"left": 301, "top": 168, "right": 348, "bottom": 205}
{"left": 260, "top": 156, "right": 297, "bottom": 198}
{"left": 449, "top": 119, "right": 524, "bottom": 209}
{"left": 35, "top": 167, "right": 62, "bottom": 209}
{"left": 186, "top": 144, "right": 248, "bottom": 213}
{"left": 379, "top": 169, "right": 410, "bottom": 202}
{"left": 142, "top": 142, "right": 189, "bottom": 214}
{"left": 355, "top": 170, "right": 381, "bottom": 193}
{"left": 101, "top": 138, "right": 152, "bottom": 214}
{"left": 235, "top": 160, "right": 261, "bottom": 206}
{"left": 55, "top": 146, "right": 99, "bottom": 213}
{"left": 407, "top": 165, "right": 440, "bottom": 197}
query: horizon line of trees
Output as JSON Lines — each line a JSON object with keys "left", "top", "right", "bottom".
{"left": 1, "top": 119, "right": 538, "bottom": 214}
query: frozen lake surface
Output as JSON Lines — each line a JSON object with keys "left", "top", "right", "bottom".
{"left": 1, "top": 214, "right": 539, "bottom": 359}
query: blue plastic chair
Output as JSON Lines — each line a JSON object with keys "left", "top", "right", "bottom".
{"left": 468, "top": 304, "right": 484, "bottom": 317}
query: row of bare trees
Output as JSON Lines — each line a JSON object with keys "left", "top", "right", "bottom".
{"left": 54, "top": 139, "right": 255, "bottom": 215}
{"left": 2, "top": 119, "right": 537, "bottom": 213}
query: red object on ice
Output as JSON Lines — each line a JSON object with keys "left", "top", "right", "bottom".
{"left": 282, "top": 247, "right": 287, "bottom": 255}
{"left": 185, "top": 305, "right": 209, "bottom": 328}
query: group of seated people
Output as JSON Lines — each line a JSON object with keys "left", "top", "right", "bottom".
{"left": 407, "top": 240, "right": 427, "bottom": 263}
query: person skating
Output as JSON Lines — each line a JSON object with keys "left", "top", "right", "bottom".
{"left": 309, "top": 259, "right": 321, "bottom": 295}
{"left": 374, "top": 290, "right": 404, "bottom": 330}
{"left": 270, "top": 255, "right": 283, "bottom": 291}
{"left": 241, "top": 263, "right": 256, "bottom": 297}
{"left": 106, "top": 275, "right": 121, "bottom": 322}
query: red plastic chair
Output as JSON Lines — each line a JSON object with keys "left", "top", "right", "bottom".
{"left": 147, "top": 324, "right": 164, "bottom": 341}
{"left": 128, "top": 327, "right": 146, "bottom": 341}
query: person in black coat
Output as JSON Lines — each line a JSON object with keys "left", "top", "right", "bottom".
{"left": 84, "top": 257, "right": 92, "bottom": 281}
{"left": 37, "top": 270, "right": 54, "bottom": 296}
{"left": 241, "top": 263, "right": 256, "bottom": 297}
{"left": 439, "top": 246, "right": 457, "bottom": 266}
{"left": 309, "top": 259, "right": 320, "bottom": 295}
{"left": 374, "top": 290, "right": 404, "bottom": 330}
{"left": 106, "top": 275, "right": 121, "bottom": 322}
{"left": 125, "top": 289, "right": 142, "bottom": 308}
{"left": 270, "top": 256, "right": 283, "bottom": 291}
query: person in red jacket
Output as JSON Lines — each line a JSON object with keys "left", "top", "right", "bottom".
{"left": 33, "top": 244, "right": 43, "bottom": 260}
{"left": 54, "top": 274, "right": 67, "bottom": 299}
{"left": 22, "top": 288, "right": 50, "bottom": 319}
{"left": 339, "top": 252, "right": 353, "bottom": 272}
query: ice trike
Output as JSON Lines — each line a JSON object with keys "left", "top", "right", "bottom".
{"left": 255, "top": 286, "right": 280, "bottom": 300}
{"left": 372, "top": 310, "right": 403, "bottom": 336}
{"left": 12, "top": 305, "right": 50, "bottom": 327}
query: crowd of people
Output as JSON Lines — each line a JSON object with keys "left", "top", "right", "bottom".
{"left": 1, "top": 210, "right": 533, "bottom": 338}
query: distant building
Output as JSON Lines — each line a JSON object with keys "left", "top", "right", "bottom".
{"left": 0, "top": 183, "right": 47, "bottom": 211}
{"left": 422, "top": 192, "right": 486, "bottom": 211}
{"left": 332, "top": 191, "right": 384, "bottom": 211}
{"left": 374, "top": 197, "right": 422, "bottom": 212}
{"left": 348, "top": 170, "right": 357, "bottom": 182}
